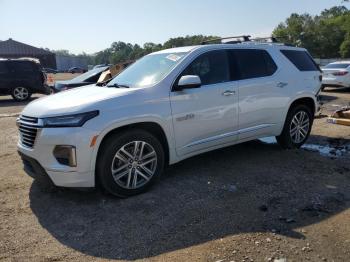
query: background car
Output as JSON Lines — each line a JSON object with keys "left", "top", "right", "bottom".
{"left": 321, "top": 61, "right": 350, "bottom": 90}
{"left": 67, "top": 67, "right": 87, "bottom": 74}
{"left": 0, "top": 59, "right": 49, "bottom": 101}
{"left": 52, "top": 66, "right": 109, "bottom": 92}
{"left": 43, "top": 68, "right": 58, "bottom": 74}
{"left": 93, "top": 63, "right": 112, "bottom": 69}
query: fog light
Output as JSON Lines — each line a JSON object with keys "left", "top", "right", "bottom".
{"left": 53, "top": 145, "right": 77, "bottom": 167}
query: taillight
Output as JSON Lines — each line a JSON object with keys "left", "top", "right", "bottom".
{"left": 319, "top": 75, "right": 322, "bottom": 82}
{"left": 332, "top": 71, "right": 348, "bottom": 76}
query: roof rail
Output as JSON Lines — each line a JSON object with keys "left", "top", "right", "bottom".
{"left": 250, "top": 36, "right": 278, "bottom": 43}
{"left": 201, "top": 35, "right": 251, "bottom": 45}
{"left": 201, "top": 35, "right": 296, "bottom": 47}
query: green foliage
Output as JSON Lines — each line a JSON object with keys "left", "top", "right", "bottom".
{"left": 92, "top": 35, "right": 218, "bottom": 65}
{"left": 273, "top": 6, "right": 350, "bottom": 58}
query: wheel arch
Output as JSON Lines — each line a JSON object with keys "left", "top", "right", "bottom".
{"left": 288, "top": 96, "right": 317, "bottom": 116}
{"left": 93, "top": 121, "right": 172, "bottom": 178}
{"left": 277, "top": 95, "right": 317, "bottom": 136}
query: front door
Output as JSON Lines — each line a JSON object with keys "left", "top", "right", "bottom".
{"left": 170, "top": 50, "right": 239, "bottom": 156}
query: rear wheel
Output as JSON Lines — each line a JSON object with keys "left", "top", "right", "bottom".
{"left": 97, "top": 129, "right": 164, "bottom": 197}
{"left": 276, "top": 104, "right": 313, "bottom": 149}
{"left": 11, "top": 87, "right": 31, "bottom": 101}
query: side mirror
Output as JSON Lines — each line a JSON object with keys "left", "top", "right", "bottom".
{"left": 173, "top": 75, "right": 201, "bottom": 91}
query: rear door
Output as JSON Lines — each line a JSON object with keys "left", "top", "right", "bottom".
{"left": 170, "top": 49, "right": 239, "bottom": 156}
{"left": 0, "top": 62, "right": 11, "bottom": 93}
{"left": 11, "top": 61, "right": 42, "bottom": 88}
{"left": 229, "top": 48, "right": 287, "bottom": 140}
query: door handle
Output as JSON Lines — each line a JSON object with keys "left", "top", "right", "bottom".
{"left": 222, "top": 90, "right": 235, "bottom": 96}
{"left": 277, "top": 82, "right": 288, "bottom": 88}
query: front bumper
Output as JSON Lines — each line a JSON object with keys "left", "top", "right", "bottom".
{"left": 18, "top": 151, "right": 55, "bottom": 187}
{"left": 17, "top": 126, "right": 98, "bottom": 187}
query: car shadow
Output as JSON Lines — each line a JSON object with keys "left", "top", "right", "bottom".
{"left": 29, "top": 140, "right": 350, "bottom": 260}
{"left": 318, "top": 93, "right": 339, "bottom": 103}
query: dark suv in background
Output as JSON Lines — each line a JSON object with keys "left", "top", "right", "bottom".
{"left": 0, "top": 59, "right": 49, "bottom": 101}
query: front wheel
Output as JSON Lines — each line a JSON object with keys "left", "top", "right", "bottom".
{"left": 276, "top": 104, "right": 314, "bottom": 149}
{"left": 96, "top": 129, "right": 165, "bottom": 197}
{"left": 11, "top": 87, "right": 32, "bottom": 101}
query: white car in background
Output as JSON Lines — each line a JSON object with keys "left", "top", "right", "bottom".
{"left": 321, "top": 61, "right": 350, "bottom": 90}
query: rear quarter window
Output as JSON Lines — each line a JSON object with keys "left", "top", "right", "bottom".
{"left": 280, "top": 50, "right": 319, "bottom": 72}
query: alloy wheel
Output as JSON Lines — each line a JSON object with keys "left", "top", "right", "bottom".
{"left": 111, "top": 141, "right": 157, "bottom": 189}
{"left": 289, "top": 110, "right": 310, "bottom": 144}
{"left": 13, "top": 87, "right": 29, "bottom": 100}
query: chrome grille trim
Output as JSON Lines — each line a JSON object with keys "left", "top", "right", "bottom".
{"left": 17, "top": 115, "right": 41, "bottom": 149}
{"left": 20, "top": 115, "right": 38, "bottom": 123}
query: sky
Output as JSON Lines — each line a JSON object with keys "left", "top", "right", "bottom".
{"left": 0, "top": 0, "right": 347, "bottom": 54}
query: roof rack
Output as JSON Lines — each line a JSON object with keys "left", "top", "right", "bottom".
{"left": 250, "top": 36, "right": 278, "bottom": 43}
{"left": 201, "top": 35, "right": 296, "bottom": 47}
{"left": 201, "top": 35, "right": 251, "bottom": 45}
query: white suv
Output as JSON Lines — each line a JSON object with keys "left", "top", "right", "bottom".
{"left": 17, "top": 38, "right": 322, "bottom": 197}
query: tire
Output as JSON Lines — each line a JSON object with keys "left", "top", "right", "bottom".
{"left": 96, "top": 129, "right": 165, "bottom": 197}
{"left": 11, "top": 86, "right": 32, "bottom": 101}
{"left": 276, "top": 104, "right": 314, "bottom": 149}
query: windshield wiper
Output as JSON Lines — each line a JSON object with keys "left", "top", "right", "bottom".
{"left": 106, "top": 83, "right": 130, "bottom": 88}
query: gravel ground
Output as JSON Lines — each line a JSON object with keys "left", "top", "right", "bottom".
{"left": 0, "top": 87, "right": 349, "bottom": 262}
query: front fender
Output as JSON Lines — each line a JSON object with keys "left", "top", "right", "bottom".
{"left": 89, "top": 115, "right": 175, "bottom": 174}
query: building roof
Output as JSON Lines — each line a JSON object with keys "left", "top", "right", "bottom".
{"left": 0, "top": 38, "right": 54, "bottom": 56}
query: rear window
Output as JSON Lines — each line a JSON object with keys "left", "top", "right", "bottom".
{"left": 280, "top": 50, "right": 319, "bottom": 71}
{"left": 324, "top": 63, "right": 350, "bottom": 69}
{"left": 230, "top": 49, "right": 277, "bottom": 80}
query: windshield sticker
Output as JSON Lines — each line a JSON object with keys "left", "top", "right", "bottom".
{"left": 166, "top": 54, "right": 182, "bottom": 62}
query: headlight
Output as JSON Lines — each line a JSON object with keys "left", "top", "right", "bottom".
{"left": 42, "top": 111, "right": 99, "bottom": 127}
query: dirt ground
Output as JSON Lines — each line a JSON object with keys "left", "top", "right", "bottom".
{"left": 0, "top": 87, "right": 349, "bottom": 262}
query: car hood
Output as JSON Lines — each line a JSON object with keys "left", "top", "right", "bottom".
{"left": 21, "top": 85, "right": 134, "bottom": 118}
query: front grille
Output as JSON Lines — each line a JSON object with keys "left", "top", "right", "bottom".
{"left": 18, "top": 115, "right": 40, "bottom": 148}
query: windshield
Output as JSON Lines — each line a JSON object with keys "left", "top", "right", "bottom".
{"left": 324, "top": 63, "right": 350, "bottom": 69}
{"left": 72, "top": 66, "right": 108, "bottom": 82}
{"left": 107, "top": 52, "right": 188, "bottom": 88}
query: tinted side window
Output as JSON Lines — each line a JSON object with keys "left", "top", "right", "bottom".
{"left": 263, "top": 51, "right": 278, "bottom": 76}
{"left": 280, "top": 50, "right": 319, "bottom": 71}
{"left": 232, "top": 49, "right": 277, "bottom": 80}
{"left": 181, "top": 50, "right": 230, "bottom": 85}
{"left": 11, "top": 61, "right": 36, "bottom": 73}
{"left": 0, "top": 62, "right": 9, "bottom": 73}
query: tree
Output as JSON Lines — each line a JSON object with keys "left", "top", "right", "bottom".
{"left": 273, "top": 6, "right": 350, "bottom": 58}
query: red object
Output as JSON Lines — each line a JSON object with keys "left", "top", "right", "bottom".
{"left": 332, "top": 71, "right": 348, "bottom": 76}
